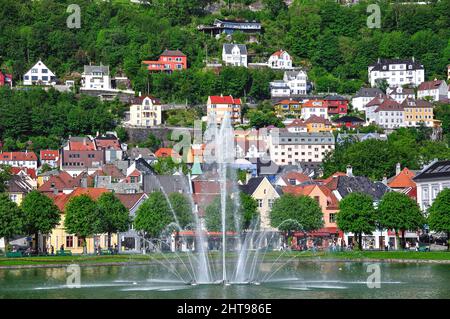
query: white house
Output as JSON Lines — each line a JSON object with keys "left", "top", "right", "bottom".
{"left": 366, "top": 99, "right": 404, "bottom": 129}
{"left": 81, "top": 64, "right": 111, "bottom": 90}
{"left": 351, "top": 87, "right": 385, "bottom": 112}
{"left": 222, "top": 44, "right": 247, "bottom": 67}
{"left": 0, "top": 151, "right": 38, "bottom": 170}
{"left": 269, "top": 80, "right": 291, "bottom": 97}
{"left": 207, "top": 95, "right": 242, "bottom": 125}
{"left": 284, "top": 70, "right": 308, "bottom": 95}
{"left": 386, "top": 86, "right": 415, "bottom": 104}
{"left": 368, "top": 58, "right": 425, "bottom": 87}
{"left": 23, "top": 60, "right": 56, "bottom": 86}
{"left": 301, "top": 100, "right": 328, "bottom": 120}
{"left": 268, "top": 50, "right": 292, "bottom": 70}
{"left": 127, "top": 95, "right": 162, "bottom": 127}
{"left": 417, "top": 80, "right": 448, "bottom": 102}
{"left": 413, "top": 159, "right": 450, "bottom": 211}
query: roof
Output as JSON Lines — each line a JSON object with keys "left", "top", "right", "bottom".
{"left": 95, "top": 137, "right": 122, "bottom": 151}
{"left": 0, "top": 151, "right": 38, "bottom": 162}
{"left": 418, "top": 80, "right": 445, "bottom": 91}
{"left": 282, "top": 184, "right": 339, "bottom": 209}
{"left": 6, "top": 175, "right": 33, "bottom": 194}
{"left": 286, "top": 119, "right": 307, "bottom": 127}
{"left": 52, "top": 188, "right": 110, "bottom": 212}
{"left": 154, "top": 148, "right": 174, "bottom": 158}
{"left": 302, "top": 100, "right": 325, "bottom": 108}
{"left": 83, "top": 65, "right": 109, "bottom": 75}
{"left": 223, "top": 43, "right": 247, "bottom": 55}
{"left": 374, "top": 99, "right": 403, "bottom": 112}
{"left": 388, "top": 168, "right": 416, "bottom": 188}
{"left": 127, "top": 147, "right": 154, "bottom": 160}
{"left": 271, "top": 50, "right": 289, "bottom": 58}
{"left": 323, "top": 95, "right": 347, "bottom": 101}
{"left": 366, "top": 96, "right": 385, "bottom": 107}
{"left": 131, "top": 95, "right": 161, "bottom": 105}
{"left": 209, "top": 95, "right": 242, "bottom": 105}
{"left": 115, "top": 193, "right": 147, "bottom": 210}
{"left": 401, "top": 98, "right": 433, "bottom": 108}
{"left": 98, "top": 164, "right": 125, "bottom": 179}
{"left": 40, "top": 150, "right": 59, "bottom": 160}
{"left": 305, "top": 115, "right": 332, "bottom": 125}
{"left": 10, "top": 167, "right": 37, "bottom": 179}
{"left": 161, "top": 49, "right": 186, "bottom": 57}
{"left": 68, "top": 137, "right": 96, "bottom": 151}
{"left": 333, "top": 116, "right": 365, "bottom": 124}
{"left": 334, "top": 176, "right": 390, "bottom": 200}
{"left": 369, "top": 58, "right": 424, "bottom": 71}
{"left": 280, "top": 171, "right": 311, "bottom": 185}
{"left": 240, "top": 177, "right": 266, "bottom": 195}
{"left": 276, "top": 99, "right": 300, "bottom": 105}
{"left": 38, "top": 171, "right": 80, "bottom": 192}
{"left": 143, "top": 175, "right": 189, "bottom": 194}
{"left": 413, "top": 160, "right": 450, "bottom": 181}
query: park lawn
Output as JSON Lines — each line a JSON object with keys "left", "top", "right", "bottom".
{"left": 281, "top": 250, "right": 450, "bottom": 261}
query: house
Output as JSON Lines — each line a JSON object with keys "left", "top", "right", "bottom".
{"left": 332, "top": 115, "right": 365, "bottom": 129}
{"left": 282, "top": 184, "right": 339, "bottom": 234}
{"left": 387, "top": 163, "right": 417, "bottom": 200}
{"left": 336, "top": 132, "right": 387, "bottom": 144}
{"left": 38, "top": 171, "right": 90, "bottom": 195}
{"left": 274, "top": 171, "right": 312, "bottom": 187}
{"left": 198, "top": 19, "right": 262, "bottom": 39}
{"left": 386, "top": 86, "right": 415, "bottom": 104}
{"left": 0, "top": 151, "right": 38, "bottom": 169}
{"left": 301, "top": 99, "right": 328, "bottom": 120}
{"left": 23, "top": 60, "right": 56, "bottom": 86}
{"left": 40, "top": 150, "right": 60, "bottom": 168}
{"left": 94, "top": 133, "right": 124, "bottom": 163}
{"left": 10, "top": 167, "right": 37, "bottom": 189}
{"left": 417, "top": 79, "right": 448, "bottom": 102}
{"left": 401, "top": 98, "right": 434, "bottom": 127}
{"left": 239, "top": 177, "right": 281, "bottom": 230}
{"left": 269, "top": 130, "right": 335, "bottom": 166}
{"left": 207, "top": 95, "right": 242, "bottom": 125}
{"left": 126, "top": 147, "right": 155, "bottom": 162}
{"left": 366, "top": 98, "right": 404, "bottom": 129}
{"left": 222, "top": 44, "right": 248, "bottom": 67}
{"left": 5, "top": 175, "right": 33, "bottom": 205}
{"left": 285, "top": 119, "right": 307, "bottom": 133}
{"left": 0, "top": 70, "right": 12, "bottom": 87}
{"left": 351, "top": 87, "right": 385, "bottom": 112}
{"left": 47, "top": 188, "right": 113, "bottom": 254}
{"left": 323, "top": 95, "right": 348, "bottom": 116}
{"left": 268, "top": 50, "right": 292, "bottom": 70}
{"left": 60, "top": 137, "right": 105, "bottom": 177}
{"left": 274, "top": 99, "right": 302, "bottom": 117}
{"left": 116, "top": 193, "right": 149, "bottom": 252}
{"left": 305, "top": 115, "right": 333, "bottom": 133}
{"left": 269, "top": 80, "right": 291, "bottom": 97}
{"left": 413, "top": 160, "right": 450, "bottom": 211}
{"left": 368, "top": 58, "right": 425, "bottom": 87}
{"left": 81, "top": 65, "right": 111, "bottom": 90}
{"left": 142, "top": 49, "right": 187, "bottom": 72}
{"left": 127, "top": 95, "right": 162, "bottom": 127}
{"left": 284, "top": 70, "right": 308, "bottom": 95}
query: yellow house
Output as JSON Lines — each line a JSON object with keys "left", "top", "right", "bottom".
{"left": 401, "top": 98, "right": 434, "bottom": 127}
{"left": 47, "top": 188, "right": 118, "bottom": 254}
{"left": 274, "top": 99, "right": 302, "bottom": 118}
{"left": 240, "top": 177, "right": 281, "bottom": 230}
{"left": 305, "top": 115, "right": 334, "bottom": 133}
{"left": 6, "top": 175, "right": 33, "bottom": 205}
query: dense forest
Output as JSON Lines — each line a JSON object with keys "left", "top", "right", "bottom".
{"left": 0, "top": 0, "right": 449, "bottom": 104}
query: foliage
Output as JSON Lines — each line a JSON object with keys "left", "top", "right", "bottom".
{"left": 427, "top": 188, "right": 450, "bottom": 250}
{"left": 134, "top": 192, "right": 173, "bottom": 238}
{"left": 336, "top": 193, "right": 376, "bottom": 250}
{"left": 168, "top": 192, "right": 193, "bottom": 229}
{"left": 20, "top": 191, "right": 60, "bottom": 249}
{"left": 239, "top": 192, "right": 259, "bottom": 230}
{"left": 0, "top": 193, "right": 24, "bottom": 245}
{"left": 96, "top": 192, "right": 131, "bottom": 247}
{"left": 247, "top": 109, "right": 284, "bottom": 129}
{"left": 0, "top": 165, "right": 12, "bottom": 193}
{"left": 270, "top": 193, "right": 323, "bottom": 232}
{"left": 138, "top": 133, "right": 162, "bottom": 152}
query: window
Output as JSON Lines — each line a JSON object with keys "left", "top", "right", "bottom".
{"left": 257, "top": 199, "right": 263, "bottom": 208}
{"left": 329, "top": 213, "right": 337, "bottom": 224}
{"left": 66, "top": 236, "right": 74, "bottom": 248}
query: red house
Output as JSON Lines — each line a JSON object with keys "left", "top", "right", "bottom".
{"left": 0, "top": 70, "right": 12, "bottom": 87}
{"left": 142, "top": 49, "right": 187, "bottom": 73}
{"left": 323, "top": 95, "right": 348, "bottom": 116}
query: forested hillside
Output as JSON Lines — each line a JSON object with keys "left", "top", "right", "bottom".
{"left": 0, "top": 0, "right": 449, "bottom": 103}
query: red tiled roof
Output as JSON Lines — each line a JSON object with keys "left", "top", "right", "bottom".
{"left": 52, "top": 188, "right": 110, "bottom": 212}
{"left": 276, "top": 99, "right": 300, "bottom": 105}
{"left": 38, "top": 171, "right": 79, "bottom": 192}
{"left": 10, "top": 167, "right": 37, "bottom": 179}
{"left": 418, "top": 80, "right": 444, "bottom": 91}
{"left": 154, "top": 148, "right": 173, "bottom": 158}
{"left": 321, "top": 172, "right": 347, "bottom": 190}
{"left": 388, "top": 168, "right": 416, "bottom": 188}
{"left": 375, "top": 99, "right": 403, "bottom": 112}
{"left": 69, "top": 140, "right": 96, "bottom": 151}
{"left": 302, "top": 100, "right": 325, "bottom": 108}
{"left": 40, "top": 150, "right": 59, "bottom": 160}
{"left": 286, "top": 119, "right": 307, "bottom": 127}
{"left": 95, "top": 139, "right": 122, "bottom": 151}
{"left": 281, "top": 171, "right": 311, "bottom": 184}
{"left": 115, "top": 193, "right": 147, "bottom": 210}
{"left": 0, "top": 151, "right": 38, "bottom": 161}
{"left": 209, "top": 95, "right": 241, "bottom": 105}
{"left": 365, "top": 97, "right": 385, "bottom": 108}
{"left": 305, "top": 115, "right": 332, "bottom": 125}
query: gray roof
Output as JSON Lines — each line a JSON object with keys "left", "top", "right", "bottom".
{"left": 240, "top": 177, "right": 265, "bottom": 195}
{"left": 6, "top": 175, "right": 33, "bottom": 194}
{"left": 127, "top": 147, "right": 154, "bottom": 160}
{"left": 143, "top": 175, "right": 189, "bottom": 194}
{"left": 335, "top": 176, "right": 390, "bottom": 201}
{"left": 369, "top": 58, "right": 424, "bottom": 71}
{"left": 223, "top": 43, "right": 247, "bottom": 55}
{"left": 83, "top": 65, "right": 110, "bottom": 75}
{"left": 353, "top": 87, "right": 383, "bottom": 98}
{"left": 248, "top": 158, "right": 279, "bottom": 175}
{"left": 413, "top": 160, "right": 450, "bottom": 181}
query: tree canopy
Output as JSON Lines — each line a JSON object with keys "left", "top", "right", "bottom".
{"left": 134, "top": 191, "right": 173, "bottom": 238}
{"left": 427, "top": 188, "right": 450, "bottom": 250}
{"left": 0, "top": 193, "right": 25, "bottom": 249}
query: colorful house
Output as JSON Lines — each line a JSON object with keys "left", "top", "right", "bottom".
{"left": 0, "top": 70, "right": 12, "bottom": 87}
{"left": 323, "top": 95, "right": 348, "bottom": 116}
{"left": 305, "top": 115, "right": 334, "bottom": 133}
{"left": 142, "top": 50, "right": 187, "bottom": 73}
{"left": 274, "top": 99, "right": 301, "bottom": 117}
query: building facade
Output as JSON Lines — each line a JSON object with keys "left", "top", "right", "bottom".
{"left": 401, "top": 98, "right": 434, "bottom": 127}
{"left": 222, "top": 44, "right": 248, "bottom": 67}
{"left": 368, "top": 58, "right": 425, "bottom": 87}
{"left": 142, "top": 50, "right": 187, "bottom": 72}
{"left": 206, "top": 95, "right": 242, "bottom": 125}
{"left": 301, "top": 99, "right": 328, "bottom": 120}
{"left": 386, "top": 86, "right": 415, "bottom": 104}
{"left": 417, "top": 80, "right": 448, "bottom": 102}
{"left": 351, "top": 87, "right": 385, "bottom": 112}
{"left": 81, "top": 65, "right": 111, "bottom": 90}
{"left": 268, "top": 50, "right": 292, "bottom": 70}
{"left": 23, "top": 60, "right": 56, "bottom": 86}
{"left": 127, "top": 95, "right": 162, "bottom": 127}
{"left": 0, "top": 151, "right": 38, "bottom": 169}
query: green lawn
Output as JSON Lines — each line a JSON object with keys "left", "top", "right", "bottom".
{"left": 0, "top": 250, "right": 449, "bottom": 267}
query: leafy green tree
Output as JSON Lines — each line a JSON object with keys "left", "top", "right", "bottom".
{"left": 168, "top": 192, "right": 193, "bottom": 229}
{"left": 139, "top": 133, "right": 162, "bottom": 152}
{"left": 239, "top": 192, "right": 258, "bottom": 230}
{"left": 336, "top": 193, "right": 376, "bottom": 250}
{"left": 270, "top": 193, "right": 323, "bottom": 232}
{"left": 97, "top": 192, "right": 131, "bottom": 248}
{"left": 205, "top": 196, "right": 236, "bottom": 232}
{"left": 377, "top": 192, "right": 425, "bottom": 249}
{"left": 247, "top": 109, "right": 284, "bottom": 129}
{"left": 0, "top": 165, "right": 12, "bottom": 193}
{"left": 20, "top": 191, "right": 60, "bottom": 251}
{"left": 134, "top": 192, "right": 173, "bottom": 238}
{"left": 64, "top": 195, "right": 100, "bottom": 254}
{"left": 428, "top": 188, "right": 450, "bottom": 251}
{"left": 0, "top": 193, "right": 25, "bottom": 250}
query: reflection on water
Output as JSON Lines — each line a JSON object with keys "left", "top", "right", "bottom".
{"left": 0, "top": 261, "right": 449, "bottom": 299}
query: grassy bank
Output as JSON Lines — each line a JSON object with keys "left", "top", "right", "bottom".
{"left": 0, "top": 250, "right": 449, "bottom": 268}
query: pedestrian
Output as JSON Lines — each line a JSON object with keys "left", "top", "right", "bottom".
{"left": 51, "top": 245, "right": 54, "bottom": 255}
{"left": 60, "top": 244, "right": 64, "bottom": 252}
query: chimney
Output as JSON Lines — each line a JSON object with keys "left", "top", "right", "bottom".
{"left": 396, "top": 163, "right": 401, "bottom": 176}
{"left": 382, "top": 175, "right": 387, "bottom": 186}
{"left": 139, "top": 91, "right": 142, "bottom": 97}
{"left": 346, "top": 165, "right": 353, "bottom": 177}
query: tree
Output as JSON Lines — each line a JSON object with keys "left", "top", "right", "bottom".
{"left": 64, "top": 195, "right": 100, "bottom": 254}
{"left": 168, "top": 192, "right": 193, "bottom": 229}
{"left": 97, "top": 192, "right": 131, "bottom": 248}
{"left": 139, "top": 132, "right": 161, "bottom": 152}
{"left": 270, "top": 194, "right": 323, "bottom": 232}
{"left": 204, "top": 196, "right": 235, "bottom": 232}
{"left": 0, "top": 193, "right": 24, "bottom": 251}
{"left": 377, "top": 192, "right": 425, "bottom": 249}
{"left": 134, "top": 192, "right": 173, "bottom": 238}
{"left": 20, "top": 190, "right": 60, "bottom": 251}
{"left": 336, "top": 193, "right": 376, "bottom": 250}
{"left": 0, "top": 165, "right": 12, "bottom": 193}
{"left": 428, "top": 188, "right": 450, "bottom": 251}
{"left": 239, "top": 192, "right": 258, "bottom": 230}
